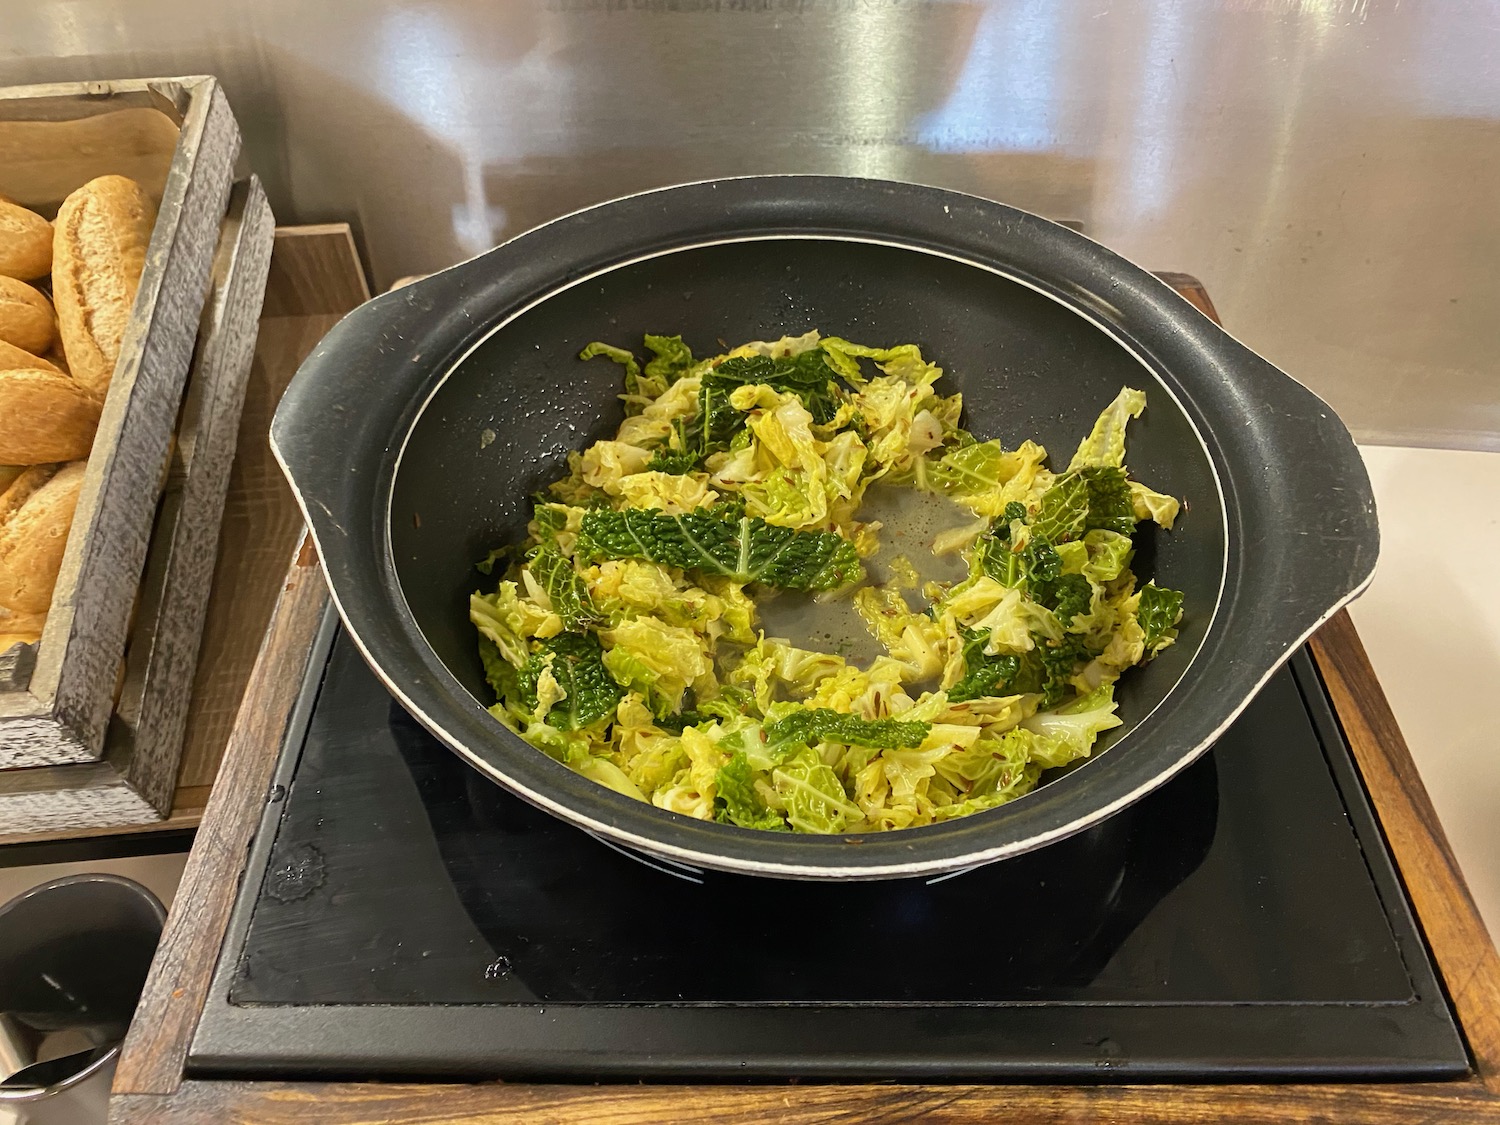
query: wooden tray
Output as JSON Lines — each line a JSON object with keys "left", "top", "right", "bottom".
{"left": 0, "top": 225, "right": 370, "bottom": 841}
{"left": 107, "top": 276, "right": 1500, "bottom": 1122}
{"left": 0, "top": 76, "right": 244, "bottom": 769}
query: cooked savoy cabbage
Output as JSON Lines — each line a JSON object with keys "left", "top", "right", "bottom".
{"left": 469, "top": 331, "right": 1185, "bottom": 834}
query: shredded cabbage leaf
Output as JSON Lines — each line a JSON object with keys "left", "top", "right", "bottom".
{"left": 577, "top": 508, "right": 863, "bottom": 591}
{"left": 765, "top": 708, "right": 931, "bottom": 750}
{"left": 470, "top": 331, "right": 1187, "bottom": 833}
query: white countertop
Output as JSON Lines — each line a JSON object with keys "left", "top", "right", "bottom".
{"left": 1350, "top": 445, "right": 1500, "bottom": 942}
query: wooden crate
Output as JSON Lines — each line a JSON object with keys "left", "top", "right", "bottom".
{"left": 0, "top": 76, "right": 250, "bottom": 769}
{"left": 0, "top": 226, "right": 367, "bottom": 839}
{"left": 0, "top": 179, "right": 275, "bottom": 831}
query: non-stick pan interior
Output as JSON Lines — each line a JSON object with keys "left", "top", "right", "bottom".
{"left": 390, "top": 236, "right": 1224, "bottom": 765}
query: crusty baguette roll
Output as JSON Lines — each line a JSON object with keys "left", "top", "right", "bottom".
{"left": 0, "top": 464, "right": 55, "bottom": 522}
{"left": 0, "top": 461, "right": 86, "bottom": 614}
{"left": 0, "top": 337, "right": 62, "bottom": 374}
{"left": 0, "top": 368, "right": 101, "bottom": 464}
{"left": 0, "top": 467, "right": 22, "bottom": 495}
{"left": 0, "top": 275, "right": 56, "bottom": 355}
{"left": 52, "top": 176, "right": 156, "bottom": 397}
{"left": 0, "top": 604, "right": 46, "bottom": 651}
{"left": 0, "top": 198, "right": 53, "bottom": 281}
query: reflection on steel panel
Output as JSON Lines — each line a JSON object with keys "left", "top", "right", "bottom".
{"left": 4, "top": 0, "right": 1496, "bottom": 447}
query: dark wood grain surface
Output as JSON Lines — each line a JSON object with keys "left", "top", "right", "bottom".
{"left": 112, "top": 532, "right": 329, "bottom": 1097}
{"left": 108, "top": 270, "right": 1500, "bottom": 1123}
{"left": 259, "top": 223, "right": 372, "bottom": 317}
{"left": 111, "top": 1077, "right": 1500, "bottom": 1125}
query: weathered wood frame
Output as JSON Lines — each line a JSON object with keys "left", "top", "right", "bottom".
{"left": 0, "top": 76, "right": 247, "bottom": 769}
{"left": 0, "top": 226, "right": 369, "bottom": 843}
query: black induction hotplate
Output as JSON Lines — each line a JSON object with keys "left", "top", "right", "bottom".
{"left": 190, "top": 610, "right": 1469, "bottom": 1082}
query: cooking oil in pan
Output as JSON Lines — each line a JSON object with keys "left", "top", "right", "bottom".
{"left": 752, "top": 484, "right": 974, "bottom": 668}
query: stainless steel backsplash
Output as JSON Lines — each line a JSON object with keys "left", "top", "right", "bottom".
{"left": 5, "top": 0, "right": 1497, "bottom": 448}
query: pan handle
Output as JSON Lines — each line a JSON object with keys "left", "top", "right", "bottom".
{"left": 270, "top": 254, "right": 499, "bottom": 571}
{"left": 1148, "top": 274, "right": 1379, "bottom": 659}
{"left": 1213, "top": 334, "right": 1380, "bottom": 664}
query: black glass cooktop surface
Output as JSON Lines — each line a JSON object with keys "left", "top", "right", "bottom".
{"left": 190, "top": 614, "right": 1468, "bottom": 1082}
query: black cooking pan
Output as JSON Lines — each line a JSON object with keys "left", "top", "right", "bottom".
{"left": 272, "top": 176, "right": 1377, "bottom": 880}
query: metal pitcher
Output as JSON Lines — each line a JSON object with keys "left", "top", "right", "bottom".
{"left": 0, "top": 874, "right": 165, "bottom": 1125}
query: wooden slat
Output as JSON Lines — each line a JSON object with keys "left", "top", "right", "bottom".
{"left": 173, "top": 226, "right": 369, "bottom": 792}
{"left": 0, "top": 787, "right": 207, "bottom": 845}
{"left": 0, "top": 105, "right": 181, "bottom": 212}
{"left": 109, "top": 1076, "right": 1500, "bottom": 1125}
{"left": 0, "top": 808, "right": 201, "bottom": 847}
{"left": 112, "top": 534, "right": 329, "bottom": 1096}
{"left": 1154, "top": 270, "right": 1222, "bottom": 322}
{"left": 259, "top": 224, "right": 370, "bottom": 317}
{"left": 166, "top": 785, "right": 211, "bottom": 817}
{"left": 112, "top": 176, "right": 277, "bottom": 813}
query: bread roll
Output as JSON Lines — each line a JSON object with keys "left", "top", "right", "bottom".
{"left": 0, "top": 461, "right": 86, "bottom": 614}
{"left": 0, "top": 368, "right": 101, "bottom": 464}
{"left": 0, "top": 464, "right": 55, "bottom": 523}
{"left": 0, "top": 464, "right": 61, "bottom": 548}
{"left": 0, "top": 337, "right": 62, "bottom": 374}
{"left": 0, "top": 198, "right": 53, "bottom": 281}
{"left": 52, "top": 176, "right": 156, "bottom": 397}
{"left": 0, "top": 275, "right": 55, "bottom": 355}
{"left": 0, "top": 605, "right": 46, "bottom": 651}
{"left": 0, "top": 466, "right": 22, "bottom": 495}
